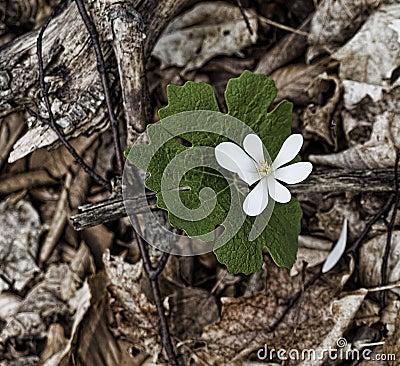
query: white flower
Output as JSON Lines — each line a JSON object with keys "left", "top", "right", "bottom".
{"left": 215, "top": 134, "right": 313, "bottom": 216}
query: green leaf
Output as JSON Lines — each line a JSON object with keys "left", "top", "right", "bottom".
{"left": 225, "top": 70, "right": 293, "bottom": 160}
{"left": 126, "top": 71, "right": 303, "bottom": 274}
{"left": 159, "top": 82, "right": 219, "bottom": 118}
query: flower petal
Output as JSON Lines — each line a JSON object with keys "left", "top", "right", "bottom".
{"left": 322, "top": 218, "right": 347, "bottom": 273}
{"left": 243, "top": 134, "right": 265, "bottom": 164}
{"left": 215, "top": 142, "right": 260, "bottom": 185}
{"left": 272, "top": 134, "right": 304, "bottom": 169}
{"left": 267, "top": 176, "right": 291, "bottom": 203}
{"left": 243, "top": 179, "right": 269, "bottom": 216}
{"left": 274, "top": 162, "right": 313, "bottom": 184}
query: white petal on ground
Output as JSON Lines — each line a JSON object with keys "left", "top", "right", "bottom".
{"left": 243, "top": 134, "right": 265, "bottom": 163}
{"left": 215, "top": 142, "right": 260, "bottom": 185}
{"left": 272, "top": 134, "right": 304, "bottom": 169}
{"left": 274, "top": 162, "right": 313, "bottom": 184}
{"left": 322, "top": 218, "right": 348, "bottom": 273}
{"left": 243, "top": 179, "right": 269, "bottom": 216}
{"left": 266, "top": 176, "right": 291, "bottom": 203}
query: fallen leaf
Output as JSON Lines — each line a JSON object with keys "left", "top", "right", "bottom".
{"left": 82, "top": 224, "right": 114, "bottom": 268}
{"left": 44, "top": 281, "right": 93, "bottom": 366}
{"left": 255, "top": 16, "right": 309, "bottom": 76}
{"left": 0, "top": 293, "right": 21, "bottom": 319}
{"left": 39, "top": 173, "right": 72, "bottom": 266}
{"left": 69, "top": 242, "right": 95, "bottom": 278}
{"left": 384, "top": 301, "right": 400, "bottom": 366}
{"left": 333, "top": 4, "right": 400, "bottom": 108}
{"left": 299, "top": 290, "right": 367, "bottom": 366}
{"left": 341, "top": 110, "right": 373, "bottom": 147}
{"left": 307, "top": 0, "right": 379, "bottom": 62}
{"left": 290, "top": 235, "right": 332, "bottom": 277}
{"left": 303, "top": 73, "right": 341, "bottom": 146}
{"left": 152, "top": 1, "right": 257, "bottom": 72}
{"left": 309, "top": 112, "right": 398, "bottom": 169}
{"left": 28, "top": 133, "right": 98, "bottom": 178}
{"left": 0, "top": 113, "right": 25, "bottom": 170}
{"left": 354, "top": 298, "right": 380, "bottom": 327}
{"left": 270, "top": 63, "right": 327, "bottom": 105}
{"left": 190, "top": 257, "right": 360, "bottom": 365}
{"left": 103, "top": 250, "right": 161, "bottom": 360}
{"left": 18, "top": 264, "right": 80, "bottom": 315}
{"left": 381, "top": 300, "right": 400, "bottom": 336}
{"left": 359, "top": 231, "right": 400, "bottom": 297}
{"left": 0, "top": 264, "right": 82, "bottom": 361}
{"left": 40, "top": 324, "right": 68, "bottom": 364}
{"left": 58, "top": 277, "right": 121, "bottom": 366}
{"left": 341, "top": 80, "right": 394, "bottom": 110}
{"left": 0, "top": 198, "right": 41, "bottom": 293}
{"left": 0, "top": 312, "right": 45, "bottom": 357}
{"left": 168, "top": 287, "right": 219, "bottom": 339}
{"left": 310, "top": 196, "right": 366, "bottom": 242}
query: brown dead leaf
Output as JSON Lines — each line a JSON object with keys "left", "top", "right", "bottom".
{"left": 354, "top": 298, "right": 381, "bottom": 327}
{"left": 9, "top": 120, "right": 100, "bottom": 163}
{"left": 153, "top": 1, "right": 258, "bottom": 72}
{"left": 18, "top": 264, "right": 80, "bottom": 314}
{"left": 309, "top": 112, "right": 398, "bottom": 168}
{"left": 168, "top": 287, "right": 219, "bottom": 339}
{"left": 0, "top": 113, "right": 25, "bottom": 170}
{"left": 40, "top": 324, "right": 68, "bottom": 364}
{"left": 384, "top": 301, "right": 400, "bottom": 366}
{"left": 290, "top": 235, "right": 332, "bottom": 277}
{"left": 69, "top": 242, "right": 96, "bottom": 278}
{"left": 270, "top": 63, "right": 327, "bottom": 105}
{"left": 39, "top": 173, "right": 72, "bottom": 265}
{"left": 307, "top": 0, "right": 379, "bottom": 62}
{"left": 0, "top": 312, "right": 45, "bottom": 361}
{"left": 187, "top": 257, "right": 361, "bottom": 365}
{"left": 342, "top": 110, "right": 373, "bottom": 147}
{"left": 333, "top": 4, "right": 400, "bottom": 109}
{"left": 0, "top": 264, "right": 84, "bottom": 362}
{"left": 0, "top": 169, "right": 56, "bottom": 196}
{"left": 62, "top": 278, "right": 121, "bottom": 366}
{"left": 43, "top": 280, "right": 94, "bottom": 366}
{"left": 0, "top": 132, "right": 100, "bottom": 196}
{"left": 28, "top": 133, "right": 98, "bottom": 178}
{"left": 303, "top": 73, "right": 341, "bottom": 146}
{"left": 82, "top": 225, "right": 114, "bottom": 268}
{"left": 359, "top": 231, "right": 400, "bottom": 298}
{"left": 381, "top": 300, "right": 400, "bottom": 336}
{"left": 309, "top": 195, "right": 365, "bottom": 242}
{"left": 0, "top": 198, "right": 41, "bottom": 293}
{"left": 103, "top": 250, "right": 161, "bottom": 360}
{"left": 255, "top": 16, "right": 309, "bottom": 76}
{"left": 0, "top": 293, "right": 21, "bottom": 319}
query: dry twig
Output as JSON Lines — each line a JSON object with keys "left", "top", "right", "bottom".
{"left": 75, "top": 0, "right": 124, "bottom": 173}
{"left": 235, "top": 0, "right": 254, "bottom": 36}
{"left": 258, "top": 16, "right": 309, "bottom": 37}
{"left": 36, "top": 6, "right": 111, "bottom": 191}
{"left": 380, "top": 149, "right": 400, "bottom": 308}
{"left": 134, "top": 232, "right": 177, "bottom": 365}
{"left": 71, "top": 168, "right": 400, "bottom": 230}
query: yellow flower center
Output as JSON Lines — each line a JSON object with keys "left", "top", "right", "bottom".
{"left": 256, "top": 161, "right": 273, "bottom": 177}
